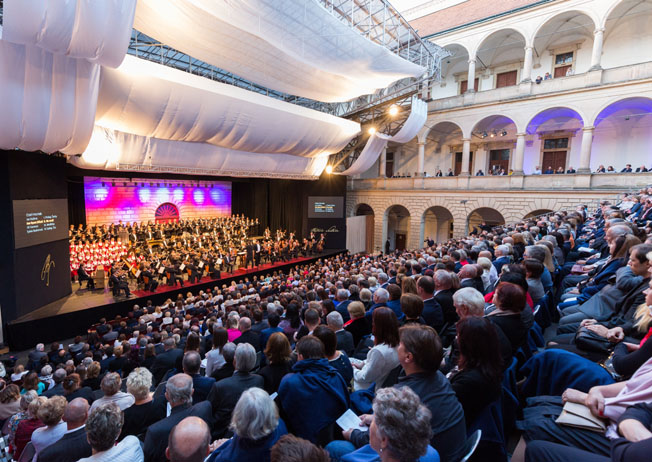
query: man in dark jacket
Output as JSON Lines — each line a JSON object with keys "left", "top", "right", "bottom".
{"left": 144, "top": 374, "right": 213, "bottom": 462}
{"left": 416, "top": 276, "right": 444, "bottom": 332}
{"left": 182, "top": 351, "right": 215, "bottom": 404}
{"left": 206, "top": 343, "right": 263, "bottom": 438}
{"left": 233, "top": 317, "right": 262, "bottom": 351}
{"left": 38, "top": 398, "right": 92, "bottom": 462}
{"left": 278, "top": 336, "right": 349, "bottom": 445}
{"left": 434, "top": 270, "right": 457, "bottom": 325}
{"left": 151, "top": 338, "right": 184, "bottom": 385}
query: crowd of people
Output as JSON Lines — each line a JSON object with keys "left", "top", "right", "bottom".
{"left": 69, "top": 215, "right": 325, "bottom": 296}
{"left": 1, "top": 186, "right": 652, "bottom": 462}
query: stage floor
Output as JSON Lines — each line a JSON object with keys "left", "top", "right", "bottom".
{"left": 7, "top": 250, "right": 343, "bottom": 351}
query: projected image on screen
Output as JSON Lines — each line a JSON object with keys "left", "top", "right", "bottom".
{"left": 308, "top": 196, "right": 343, "bottom": 218}
{"left": 13, "top": 199, "right": 69, "bottom": 249}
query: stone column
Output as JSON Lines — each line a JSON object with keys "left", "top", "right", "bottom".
{"left": 466, "top": 59, "right": 476, "bottom": 93}
{"left": 379, "top": 146, "right": 387, "bottom": 177}
{"left": 590, "top": 28, "right": 605, "bottom": 71}
{"left": 417, "top": 141, "right": 425, "bottom": 176}
{"left": 521, "top": 46, "right": 533, "bottom": 82}
{"left": 511, "top": 133, "right": 526, "bottom": 174}
{"left": 461, "top": 138, "right": 471, "bottom": 176}
{"left": 578, "top": 126, "right": 594, "bottom": 173}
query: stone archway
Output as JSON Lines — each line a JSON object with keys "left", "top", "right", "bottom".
{"left": 524, "top": 209, "right": 554, "bottom": 220}
{"left": 421, "top": 206, "right": 454, "bottom": 244}
{"left": 467, "top": 207, "right": 505, "bottom": 233}
{"left": 383, "top": 205, "right": 410, "bottom": 252}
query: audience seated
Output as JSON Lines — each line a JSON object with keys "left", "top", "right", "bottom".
{"left": 80, "top": 402, "right": 144, "bottom": 462}
{"left": 3, "top": 187, "right": 652, "bottom": 462}
{"left": 144, "top": 373, "right": 212, "bottom": 462}
{"left": 207, "top": 343, "right": 263, "bottom": 438}
{"left": 278, "top": 336, "right": 350, "bottom": 444}
{"left": 207, "top": 388, "right": 287, "bottom": 462}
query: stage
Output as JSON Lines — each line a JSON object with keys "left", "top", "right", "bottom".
{"left": 6, "top": 250, "right": 344, "bottom": 352}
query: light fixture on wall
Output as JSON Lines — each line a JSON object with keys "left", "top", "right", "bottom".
{"left": 501, "top": 130, "right": 507, "bottom": 136}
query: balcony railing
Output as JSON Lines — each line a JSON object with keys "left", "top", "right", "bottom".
{"left": 349, "top": 172, "right": 652, "bottom": 192}
{"left": 428, "top": 61, "right": 652, "bottom": 113}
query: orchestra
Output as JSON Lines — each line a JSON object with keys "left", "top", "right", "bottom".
{"left": 68, "top": 215, "right": 325, "bottom": 296}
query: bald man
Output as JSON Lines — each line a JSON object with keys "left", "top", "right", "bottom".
{"left": 37, "top": 397, "right": 92, "bottom": 462}
{"left": 233, "top": 316, "right": 262, "bottom": 351}
{"left": 166, "top": 417, "right": 210, "bottom": 462}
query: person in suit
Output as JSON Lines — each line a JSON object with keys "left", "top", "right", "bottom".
{"left": 38, "top": 398, "right": 92, "bottom": 462}
{"left": 151, "top": 338, "right": 184, "bottom": 385}
{"left": 233, "top": 317, "right": 262, "bottom": 352}
{"left": 433, "top": 270, "right": 457, "bottom": 325}
{"left": 186, "top": 260, "right": 200, "bottom": 284}
{"left": 566, "top": 166, "right": 576, "bottom": 173}
{"left": 182, "top": 351, "right": 215, "bottom": 404}
{"left": 621, "top": 164, "right": 633, "bottom": 172}
{"left": 334, "top": 289, "right": 352, "bottom": 323}
{"left": 43, "top": 368, "right": 67, "bottom": 397}
{"left": 327, "top": 312, "right": 355, "bottom": 356}
{"left": 28, "top": 344, "right": 48, "bottom": 371}
{"left": 141, "top": 266, "right": 158, "bottom": 292}
{"left": 543, "top": 166, "right": 554, "bottom": 174}
{"left": 416, "top": 276, "right": 444, "bottom": 332}
{"left": 166, "top": 417, "right": 211, "bottom": 462}
{"left": 77, "top": 263, "right": 95, "bottom": 290}
{"left": 246, "top": 241, "right": 255, "bottom": 268}
{"left": 493, "top": 245, "right": 511, "bottom": 274}
{"left": 254, "top": 240, "right": 262, "bottom": 267}
{"left": 635, "top": 165, "right": 649, "bottom": 172}
{"left": 143, "top": 374, "right": 213, "bottom": 462}
{"left": 109, "top": 268, "right": 131, "bottom": 297}
{"left": 206, "top": 343, "right": 264, "bottom": 438}
{"left": 210, "top": 343, "right": 237, "bottom": 382}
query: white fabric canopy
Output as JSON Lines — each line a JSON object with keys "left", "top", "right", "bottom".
{"left": 341, "top": 98, "right": 428, "bottom": 175}
{"left": 0, "top": 35, "right": 100, "bottom": 154}
{"left": 71, "top": 127, "right": 330, "bottom": 179}
{"left": 96, "top": 55, "right": 361, "bottom": 157}
{"left": 2, "top": 0, "right": 136, "bottom": 68}
{"left": 134, "top": 0, "right": 425, "bottom": 102}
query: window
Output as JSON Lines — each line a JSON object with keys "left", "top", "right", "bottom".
{"left": 541, "top": 137, "right": 570, "bottom": 172}
{"left": 554, "top": 52, "right": 574, "bottom": 78}
{"left": 495, "top": 70, "right": 517, "bottom": 88}
{"left": 460, "top": 78, "right": 478, "bottom": 94}
{"left": 454, "top": 151, "right": 474, "bottom": 175}
{"left": 489, "top": 149, "right": 510, "bottom": 173}
{"left": 385, "top": 152, "right": 394, "bottom": 178}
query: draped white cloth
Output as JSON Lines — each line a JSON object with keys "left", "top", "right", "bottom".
{"left": 341, "top": 98, "right": 428, "bottom": 175}
{"left": 71, "top": 127, "right": 330, "bottom": 179}
{"left": 0, "top": 35, "right": 100, "bottom": 154}
{"left": 96, "top": 55, "right": 361, "bottom": 157}
{"left": 134, "top": 0, "right": 425, "bottom": 102}
{"left": 346, "top": 216, "right": 367, "bottom": 254}
{"left": 2, "top": 0, "right": 136, "bottom": 68}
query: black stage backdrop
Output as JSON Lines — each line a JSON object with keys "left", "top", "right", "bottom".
{"left": 0, "top": 151, "right": 71, "bottom": 334}
{"left": 232, "top": 173, "right": 346, "bottom": 248}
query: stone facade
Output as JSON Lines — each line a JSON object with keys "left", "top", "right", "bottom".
{"left": 347, "top": 188, "right": 621, "bottom": 251}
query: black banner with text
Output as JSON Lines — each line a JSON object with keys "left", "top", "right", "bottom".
{"left": 13, "top": 239, "right": 71, "bottom": 319}
{"left": 307, "top": 218, "right": 346, "bottom": 249}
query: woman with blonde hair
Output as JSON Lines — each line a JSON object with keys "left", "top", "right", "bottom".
{"left": 31, "top": 396, "right": 67, "bottom": 460}
{"left": 121, "top": 368, "right": 164, "bottom": 439}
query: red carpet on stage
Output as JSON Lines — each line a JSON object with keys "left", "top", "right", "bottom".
{"left": 132, "top": 255, "right": 314, "bottom": 297}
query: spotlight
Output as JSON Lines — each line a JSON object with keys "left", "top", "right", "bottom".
{"left": 388, "top": 105, "right": 399, "bottom": 116}
{"left": 501, "top": 130, "right": 507, "bottom": 136}
{"left": 325, "top": 165, "right": 333, "bottom": 174}
{"left": 490, "top": 131, "right": 495, "bottom": 138}
{"left": 368, "top": 127, "right": 377, "bottom": 135}
{"left": 481, "top": 131, "right": 488, "bottom": 139}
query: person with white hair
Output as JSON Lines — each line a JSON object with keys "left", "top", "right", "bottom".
{"left": 207, "top": 388, "right": 288, "bottom": 462}
{"left": 327, "top": 311, "right": 355, "bottom": 356}
{"left": 28, "top": 343, "right": 47, "bottom": 370}
{"left": 207, "top": 343, "right": 264, "bottom": 438}
{"left": 452, "top": 288, "right": 486, "bottom": 319}
{"left": 89, "top": 373, "right": 134, "bottom": 412}
{"left": 493, "top": 245, "right": 511, "bottom": 274}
